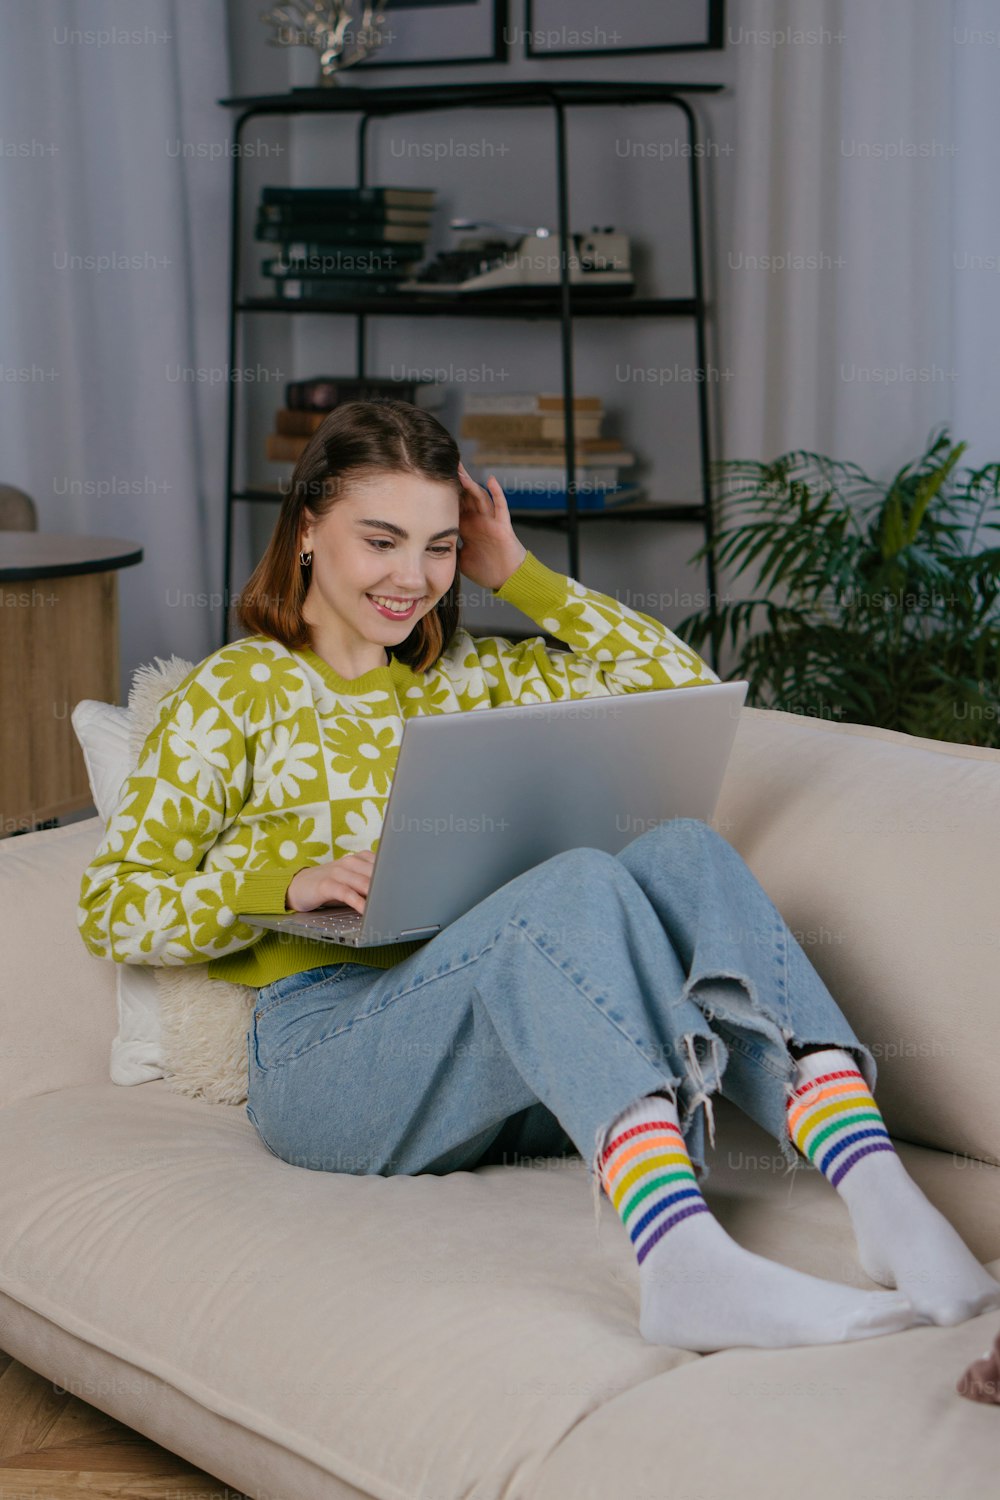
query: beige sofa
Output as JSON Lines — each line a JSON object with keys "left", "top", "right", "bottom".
{"left": 2, "top": 705, "right": 999, "bottom": 1500}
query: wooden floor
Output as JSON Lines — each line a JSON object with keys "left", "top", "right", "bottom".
{"left": 0, "top": 1349, "right": 249, "bottom": 1498}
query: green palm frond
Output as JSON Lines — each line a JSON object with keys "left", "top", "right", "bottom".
{"left": 682, "top": 427, "right": 1000, "bottom": 746}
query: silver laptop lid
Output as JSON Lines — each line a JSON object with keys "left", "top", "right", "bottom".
{"left": 359, "top": 678, "right": 747, "bottom": 941}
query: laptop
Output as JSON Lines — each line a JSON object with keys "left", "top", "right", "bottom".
{"left": 242, "top": 678, "right": 748, "bottom": 948}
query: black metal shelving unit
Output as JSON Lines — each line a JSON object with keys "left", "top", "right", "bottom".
{"left": 218, "top": 80, "right": 723, "bottom": 665}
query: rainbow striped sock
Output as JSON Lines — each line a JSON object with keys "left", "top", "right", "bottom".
{"left": 599, "top": 1092, "right": 710, "bottom": 1267}
{"left": 787, "top": 1057, "right": 896, "bottom": 1189}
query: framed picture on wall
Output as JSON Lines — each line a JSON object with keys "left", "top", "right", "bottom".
{"left": 355, "top": 0, "right": 508, "bottom": 69}
{"left": 523, "top": 0, "right": 724, "bottom": 58}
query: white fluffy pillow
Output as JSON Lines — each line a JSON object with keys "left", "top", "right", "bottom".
{"left": 72, "top": 657, "right": 257, "bottom": 1105}
{"left": 71, "top": 697, "right": 163, "bottom": 1085}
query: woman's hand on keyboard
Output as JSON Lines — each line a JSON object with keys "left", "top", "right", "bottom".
{"left": 284, "top": 851, "right": 376, "bottom": 915}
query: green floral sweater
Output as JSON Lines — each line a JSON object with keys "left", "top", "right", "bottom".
{"left": 78, "top": 549, "right": 719, "bottom": 988}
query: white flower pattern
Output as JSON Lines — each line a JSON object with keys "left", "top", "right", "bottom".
{"left": 103, "top": 786, "right": 143, "bottom": 854}
{"left": 255, "top": 722, "right": 320, "bottom": 808}
{"left": 113, "top": 885, "right": 188, "bottom": 962}
{"left": 168, "top": 701, "right": 233, "bottom": 802}
{"left": 336, "top": 798, "right": 386, "bottom": 854}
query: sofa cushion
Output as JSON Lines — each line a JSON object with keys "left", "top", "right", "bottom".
{"left": 0, "top": 818, "right": 117, "bottom": 1108}
{"left": 530, "top": 1301, "right": 1000, "bottom": 1500}
{"left": 0, "top": 1083, "right": 997, "bottom": 1500}
{"left": 715, "top": 708, "right": 1000, "bottom": 1166}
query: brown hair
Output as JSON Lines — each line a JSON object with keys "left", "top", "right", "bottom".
{"left": 236, "top": 399, "right": 463, "bottom": 674}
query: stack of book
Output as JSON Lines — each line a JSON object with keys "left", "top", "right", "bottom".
{"left": 256, "top": 187, "right": 436, "bottom": 302}
{"left": 460, "top": 394, "right": 639, "bottom": 510}
{"left": 264, "top": 375, "right": 443, "bottom": 464}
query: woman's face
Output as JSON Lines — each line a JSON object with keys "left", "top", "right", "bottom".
{"left": 299, "top": 470, "right": 461, "bottom": 664}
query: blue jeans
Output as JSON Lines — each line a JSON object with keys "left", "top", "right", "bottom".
{"left": 245, "top": 819, "right": 876, "bottom": 1228}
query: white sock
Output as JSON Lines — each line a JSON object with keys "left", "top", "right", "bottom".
{"left": 598, "top": 1088, "right": 922, "bottom": 1352}
{"left": 788, "top": 1047, "right": 1000, "bottom": 1326}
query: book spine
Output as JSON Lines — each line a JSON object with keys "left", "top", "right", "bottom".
{"left": 272, "top": 278, "right": 404, "bottom": 301}
{"left": 484, "top": 466, "right": 622, "bottom": 488}
{"left": 536, "top": 394, "right": 604, "bottom": 413}
{"left": 259, "top": 203, "right": 432, "bottom": 225}
{"left": 256, "top": 217, "right": 429, "bottom": 244}
{"left": 460, "top": 414, "right": 603, "bottom": 440}
{"left": 263, "top": 255, "right": 409, "bottom": 278}
{"left": 470, "top": 437, "right": 622, "bottom": 453}
{"left": 260, "top": 187, "right": 435, "bottom": 207}
{"left": 275, "top": 409, "right": 328, "bottom": 436}
{"left": 256, "top": 226, "right": 426, "bottom": 257}
{"left": 268, "top": 243, "right": 416, "bottom": 270}
{"left": 259, "top": 200, "right": 433, "bottom": 217}
{"left": 539, "top": 417, "right": 602, "bottom": 439}
{"left": 463, "top": 393, "right": 603, "bottom": 415}
{"left": 502, "top": 487, "right": 637, "bottom": 511}
{"left": 266, "top": 433, "right": 311, "bottom": 462}
{"left": 472, "top": 449, "right": 634, "bottom": 467}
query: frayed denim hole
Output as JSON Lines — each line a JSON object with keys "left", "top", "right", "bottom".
{"left": 677, "top": 1028, "right": 727, "bottom": 1154}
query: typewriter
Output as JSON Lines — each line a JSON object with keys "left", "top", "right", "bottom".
{"left": 402, "top": 220, "right": 635, "bottom": 295}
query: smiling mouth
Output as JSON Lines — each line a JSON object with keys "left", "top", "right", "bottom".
{"left": 366, "top": 594, "right": 423, "bottom": 615}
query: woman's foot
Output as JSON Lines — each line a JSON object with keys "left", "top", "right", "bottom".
{"left": 787, "top": 1047, "right": 1000, "bottom": 1326}
{"left": 837, "top": 1152, "right": 1000, "bottom": 1325}
{"left": 638, "top": 1208, "right": 923, "bottom": 1352}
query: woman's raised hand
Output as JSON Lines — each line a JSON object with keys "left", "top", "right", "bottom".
{"left": 457, "top": 460, "right": 527, "bottom": 591}
{"left": 285, "top": 851, "right": 376, "bottom": 914}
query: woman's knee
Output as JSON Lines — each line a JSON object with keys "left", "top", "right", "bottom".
{"left": 524, "top": 829, "right": 726, "bottom": 901}
{"left": 523, "top": 829, "right": 733, "bottom": 908}
{"left": 521, "top": 845, "right": 624, "bottom": 901}
{"left": 620, "top": 815, "right": 730, "bottom": 864}
{"left": 664, "top": 816, "right": 725, "bottom": 843}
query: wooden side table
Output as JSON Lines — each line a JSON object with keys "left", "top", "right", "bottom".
{"left": 0, "top": 534, "right": 143, "bottom": 836}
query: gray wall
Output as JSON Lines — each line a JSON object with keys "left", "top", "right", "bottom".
{"left": 225, "top": 0, "right": 740, "bottom": 643}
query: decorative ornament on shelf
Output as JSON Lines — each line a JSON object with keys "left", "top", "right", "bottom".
{"left": 259, "top": 0, "right": 389, "bottom": 87}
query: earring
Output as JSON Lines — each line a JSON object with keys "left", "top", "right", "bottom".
{"left": 299, "top": 550, "right": 312, "bottom": 566}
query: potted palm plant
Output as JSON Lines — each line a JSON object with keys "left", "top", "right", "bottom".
{"left": 677, "top": 428, "right": 1000, "bottom": 747}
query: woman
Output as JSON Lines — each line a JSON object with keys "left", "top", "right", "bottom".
{"left": 79, "top": 399, "right": 1000, "bottom": 1354}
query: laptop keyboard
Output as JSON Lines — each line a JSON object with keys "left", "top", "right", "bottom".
{"left": 307, "top": 910, "right": 364, "bottom": 935}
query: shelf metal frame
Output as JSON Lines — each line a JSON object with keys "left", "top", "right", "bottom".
{"left": 219, "top": 81, "right": 723, "bottom": 665}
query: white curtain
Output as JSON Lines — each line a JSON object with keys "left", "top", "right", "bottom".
{"left": 722, "top": 0, "right": 1000, "bottom": 476}
{"left": 0, "top": 0, "right": 231, "bottom": 698}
